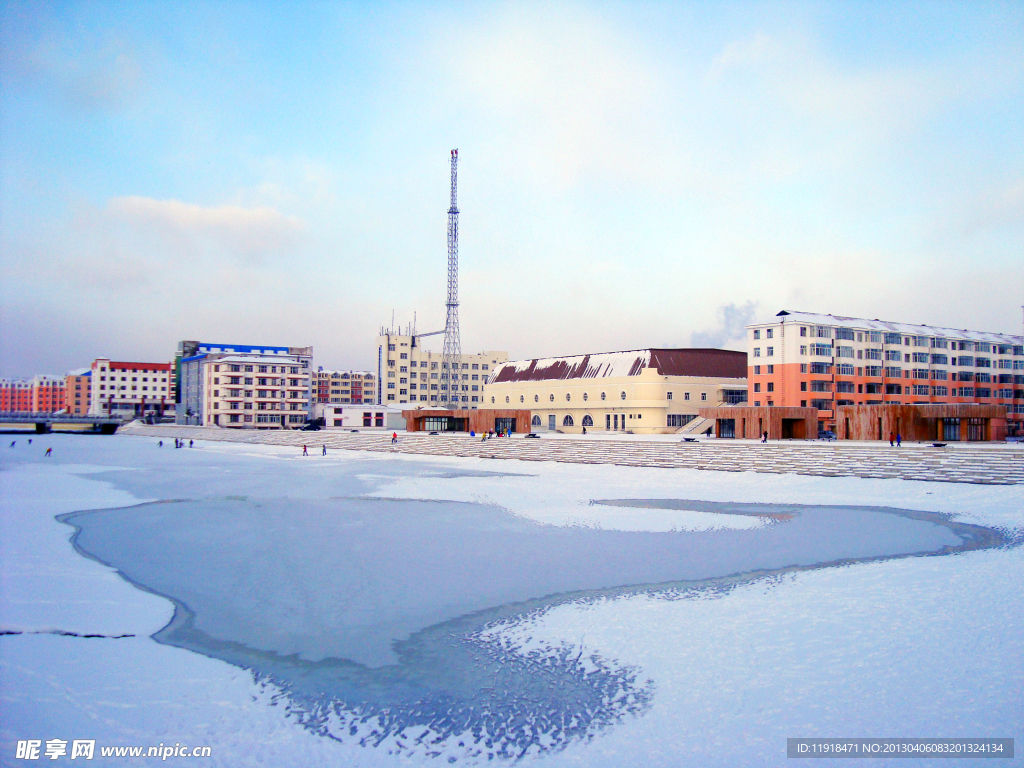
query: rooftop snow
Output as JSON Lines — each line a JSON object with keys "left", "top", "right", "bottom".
{"left": 767, "top": 311, "right": 1024, "bottom": 344}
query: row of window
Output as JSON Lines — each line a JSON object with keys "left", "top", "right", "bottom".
{"left": 767, "top": 327, "right": 1023, "bottom": 354}
{"left": 386, "top": 394, "right": 477, "bottom": 402}
{"left": 98, "top": 385, "right": 168, "bottom": 392}
{"left": 99, "top": 375, "right": 166, "bottom": 382}
{"left": 754, "top": 345, "right": 1024, "bottom": 367}
{"left": 388, "top": 356, "right": 490, "bottom": 371}
{"left": 493, "top": 392, "right": 711, "bottom": 405}
{"left": 219, "top": 364, "right": 304, "bottom": 374}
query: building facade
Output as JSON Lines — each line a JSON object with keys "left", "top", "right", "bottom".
{"left": 485, "top": 348, "right": 748, "bottom": 434}
{"left": 746, "top": 311, "right": 1024, "bottom": 436}
{"left": 176, "top": 341, "right": 313, "bottom": 427}
{"left": 403, "top": 408, "right": 532, "bottom": 434}
{"left": 312, "top": 403, "right": 406, "bottom": 429}
{"left": 64, "top": 370, "right": 92, "bottom": 415}
{"left": 28, "top": 375, "right": 66, "bottom": 413}
{"left": 0, "top": 378, "right": 32, "bottom": 412}
{"left": 1, "top": 376, "right": 67, "bottom": 414}
{"left": 377, "top": 331, "right": 508, "bottom": 408}
{"left": 313, "top": 369, "right": 377, "bottom": 405}
{"left": 88, "top": 358, "right": 175, "bottom": 418}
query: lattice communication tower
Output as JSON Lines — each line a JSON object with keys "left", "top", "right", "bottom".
{"left": 442, "top": 149, "right": 462, "bottom": 407}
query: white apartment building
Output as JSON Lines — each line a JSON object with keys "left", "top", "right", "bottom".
{"left": 177, "top": 341, "right": 313, "bottom": 427}
{"left": 88, "top": 358, "right": 175, "bottom": 418}
{"left": 198, "top": 355, "right": 312, "bottom": 429}
{"left": 376, "top": 330, "right": 508, "bottom": 408}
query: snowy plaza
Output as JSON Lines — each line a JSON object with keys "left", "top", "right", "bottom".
{"left": 1, "top": 432, "right": 1021, "bottom": 767}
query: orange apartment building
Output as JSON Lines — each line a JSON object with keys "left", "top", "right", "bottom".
{"left": 746, "top": 311, "right": 1024, "bottom": 437}
{"left": 1, "top": 378, "right": 33, "bottom": 412}
{"left": 1, "top": 376, "right": 66, "bottom": 413}
{"left": 65, "top": 370, "right": 92, "bottom": 415}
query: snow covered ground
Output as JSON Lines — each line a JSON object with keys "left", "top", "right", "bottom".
{"left": 1, "top": 434, "right": 1021, "bottom": 767}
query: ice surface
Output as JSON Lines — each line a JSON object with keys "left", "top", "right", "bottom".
{"left": 2, "top": 434, "right": 1022, "bottom": 767}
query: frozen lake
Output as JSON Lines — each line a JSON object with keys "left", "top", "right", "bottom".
{"left": 2, "top": 434, "right": 1022, "bottom": 766}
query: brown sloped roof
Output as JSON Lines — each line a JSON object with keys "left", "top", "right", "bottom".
{"left": 491, "top": 348, "right": 746, "bottom": 383}
{"left": 649, "top": 348, "right": 747, "bottom": 378}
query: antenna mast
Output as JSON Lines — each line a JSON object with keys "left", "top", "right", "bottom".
{"left": 442, "top": 149, "right": 462, "bottom": 408}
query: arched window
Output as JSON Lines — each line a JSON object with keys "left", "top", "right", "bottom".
{"left": 562, "top": 415, "right": 574, "bottom": 427}
{"left": 620, "top": 391, "right": 626, "bottom": 400}
{"left": 549, "top": 394, "right": 555, "bottom": 402}
{"left": 582, "top": 414, "right": 593, "bottom": 427}
{"left": 532, "top": 415, "right": 541, "bottom": 426}
{"left": 600, "top": 392, "right": 606, "bottom": 401}
{"left": 566, "top": 393, "right": 571, "bottom": 401}
{"left": 583, "top": 392, "right": 588, "bottom": 401}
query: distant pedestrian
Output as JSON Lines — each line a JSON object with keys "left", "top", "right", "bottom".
{"left": 896, "top": 433, "right": 902, "bottom": 447}
{"left": 159, "top": 440, "right": 163, "bottom": 447}
{"left": 10, "top": 441, "right": 15, "bottom": 448}
{"left": 392, "top": 432, "right": 398, "bottom": 444}
{"left": 762, "top": 430, "right": 768, "bottom": 443}
{"left": 44, "top": 447, "right": 52, "bottom": 457}
{"left": 322, "top": 445, "right": 327, "bottom": 456}
{"left": 27, "top": 439, "right": 31, "bottom": 444}
{"left": 189, "top": 440, "right": 193, "bottom": 448}
{"left": 582, "top": 426, "right": 587, "bottom": 435}
{"left": 889, "top": 432, "right": 895, "bottom": 447}
{"left": 303, "top": 445, "right": 308, "bottom": 456}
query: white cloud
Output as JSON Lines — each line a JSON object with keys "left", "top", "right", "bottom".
{"left": 104, "top": 196, "right": 304, "bottom": 263}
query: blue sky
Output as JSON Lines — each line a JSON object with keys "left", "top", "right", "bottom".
{"left": 1, "top": 1, "right": 1022, "bottom": 376}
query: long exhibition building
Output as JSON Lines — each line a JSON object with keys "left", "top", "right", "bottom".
{"left": 485, "top": 348, "right": 747, "bottom": 434}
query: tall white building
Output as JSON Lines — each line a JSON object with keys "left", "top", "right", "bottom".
{"left": 376, "top": 330, "right": 507, "bottom": 408}
{"left": 176, "top": 341, "right": 313, "bottom": 428}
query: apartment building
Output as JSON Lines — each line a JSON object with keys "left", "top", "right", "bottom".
{"left": 0, "top": 375, "right": 68, "bottom": 414}
{"left": 377, "top": 331, "right": 508, "bottom": 408}
{"left": 746, "top": 311, "right": 1024, "bottom": 435}
{"left": 191, "top": 355, "right": 312, "bottom": 428}
{"left": 65, "top": 370, "right": 92, "bottom": 415}
{"left": 485, "top": 348, "right": 747, "bottom": 434}
{"left": 313, "top": 368, "right": 377, "bottom": 404}
{"left": 88, "top": 358, "right": 175, "bottom": 418}
{"left": 0, "top": 378, "right": 32, "bottom": 412}
{"left": 176, "top": 341, "right": 312, "bottom": 427}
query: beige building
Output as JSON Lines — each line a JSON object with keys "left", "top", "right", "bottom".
{"left": 377, "top": 330, "right": 508, "bottom": 408}
{"left": 198, "top": 354, "right": 312, "bottom": 428}
{"left": 485, "top": 348, "right": 747, "bottom": 434}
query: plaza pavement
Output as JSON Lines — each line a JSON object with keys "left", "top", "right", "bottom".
{"left": 117, "top": 423, "right": 1024, "bottom": 485}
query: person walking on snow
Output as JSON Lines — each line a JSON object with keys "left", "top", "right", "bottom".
{"left": 303, "top": 445, "right": 308, "bottom": 456}
{"left": 889, "top": 432, "right": 895, "bottom": 447}
{"left": 762, "top": 431, "right": 768, "bottom": 443}
{"left": 322, "top": 445, "right": 327, "bottom": 456}
{"left": 896, "top": 433, "right": 902, "bottom": 447}
{"left": 392, "top": 432, "right": 398, "bottom": 444}
{"left": 44, "top": 447, "right": 52, "bottom": 457}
